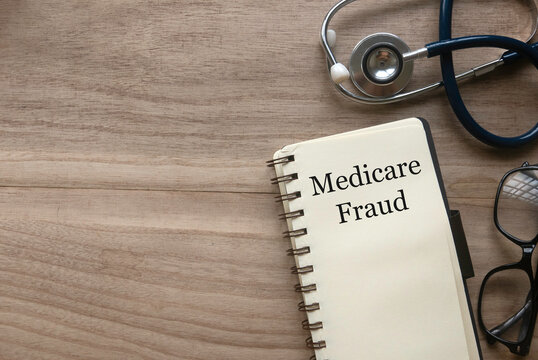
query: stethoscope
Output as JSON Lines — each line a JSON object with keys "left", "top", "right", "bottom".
{"left": 321, "top": 0, "right": 538, "bottom": 147}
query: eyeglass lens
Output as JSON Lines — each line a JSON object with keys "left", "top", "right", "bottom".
{"left": 496, "top": 168, "right": 538, "bottom": 242}
{"left": 481, "top": 269, "right": 533, "bottom": 342}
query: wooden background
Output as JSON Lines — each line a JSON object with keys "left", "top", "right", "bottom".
{"left": 0, "top": 0, "right": 536, "bottom": 359}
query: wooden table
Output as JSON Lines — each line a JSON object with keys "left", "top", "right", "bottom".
{"left": 0, "top": 0, "right": 536, "bottom": 359}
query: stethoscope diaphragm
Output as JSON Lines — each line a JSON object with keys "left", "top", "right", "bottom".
{"left": 349, "top": 33, "right": 413, "bottom": 98}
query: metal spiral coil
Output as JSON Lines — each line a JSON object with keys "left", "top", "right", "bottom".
{"left": 306, "top": 337, "right": 327, "bottom": 349}
{"left": 298, "top": 301, "right": 320, "bottom": 312}
{"left": 271, "top": 173, "right": 298, "bottom": 184}
{"left": 279, "top": 209, "right": 304, "bottom": 220}
{"left": 268, "top": 156, "right": 325, "bottom": 357}
{"left": 275, "top": 191, "right": 302, "bottom": 202}
{"left": 291, "top": 265, "right": 314, "bottom": 274}
{"left": 283, "top": 228, "right": 308, "bottom": 238}
{"left": 302, "top": 319, "right": 324, "bottom": 330}
{"left": 286, "top": 246, "right": 310, "bottom": 256}
{"left": 295, "top": 283, "right": 317, "bottom": 293}
{"left": 266, "top": 155, "right": 295, "bottom": 167}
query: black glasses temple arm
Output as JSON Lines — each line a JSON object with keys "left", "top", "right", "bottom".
{"left": 490, "top": 298, "right": 533, "bottom": 338}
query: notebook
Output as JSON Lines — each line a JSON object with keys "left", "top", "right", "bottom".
{"left": 268, "top": 118, "right": 481, "bottom": 360}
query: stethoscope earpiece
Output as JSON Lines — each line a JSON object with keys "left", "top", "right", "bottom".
{"left": 349, "top": 33, "right": 413, "bottom": 97}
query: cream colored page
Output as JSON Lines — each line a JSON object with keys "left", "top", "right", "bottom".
{"left": 444, "top": 229, "right": 480, "bottom": 360}
{"left": 322, "top": 120, "right": 478, "bottom": 359}
{"left": 277, "top": 120, "right": 470, "bottom": 360}
{"left": 344, "top": 121, "right": 477, "bottom": 360}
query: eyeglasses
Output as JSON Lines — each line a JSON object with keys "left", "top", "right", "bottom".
{"left": 478, "top": 162, "right": 538, "bottom": 356}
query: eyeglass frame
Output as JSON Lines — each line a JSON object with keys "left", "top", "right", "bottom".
{"left": 477, "top": 162, "right": 538, "bottom": 356}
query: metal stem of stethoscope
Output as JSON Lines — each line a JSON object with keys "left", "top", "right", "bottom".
{"left": 321, "top": 0, "right": 538, "bottom": 105}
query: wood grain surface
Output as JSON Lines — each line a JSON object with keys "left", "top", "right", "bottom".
{"left": 0, "top": 0, "right": 536, "bottom": 359}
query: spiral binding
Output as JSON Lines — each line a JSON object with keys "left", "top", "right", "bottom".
{"left": 286, "top": 246, "right": 310, "bottom": 256}
{"left": 279, "top": 209, "right": 304, "bottom": 220}
{"left": 271, "top": 173, "right": 298, "bottom": 184}
{"left": 298, "top": 301, "right": 320, "bottom": 312}
{"left": 295, "top": 283, "right": 317, "bottom": 293}
{"left": 306, "top": 337, "right": 327, "bottom": 349}
{"left": 291, "top": 265, "right": 314, "bottom": 274}
{"left": 303, "top": 319, "right": 323, "bottom": 330}
{"left": 283, "top": 228, "right": 308, "bottom": 238}
{"left": 275, "top": 191, "right": 301, "bottom": 202}
{"left": 268, "top": 154, "right": 325, "bottom": 360}
{"left": 266, "top": 155, "right": 295, "bottom": 167}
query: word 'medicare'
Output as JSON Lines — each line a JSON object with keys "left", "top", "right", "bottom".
{"left": 308, "top": 161, "right": 422, "bottom": 224}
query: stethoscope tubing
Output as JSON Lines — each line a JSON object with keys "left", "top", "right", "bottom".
{"left": 427, "top": 36, "right": 538, "bottom": 69}
{"left": 438, "top": 0, "right": 538, "bottom": 147}
{"left": 502, "top": 43, "right": 538, "bottom": 65}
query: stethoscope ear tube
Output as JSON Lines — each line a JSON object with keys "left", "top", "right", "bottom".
{"left": 502, "top": 43, "right": 538, "bottom": 65}
{"left": 438, "top": 0, "right": 538, "bottom": 147}
{"left": 426, "top": 36, "right": 538, "bottom": 69}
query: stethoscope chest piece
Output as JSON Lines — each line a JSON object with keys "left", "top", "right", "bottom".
{"left": 349, "top": 33, "right": 413, "bottom": 97}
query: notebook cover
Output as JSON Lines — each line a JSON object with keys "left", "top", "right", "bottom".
{"left": 271, "top": 117, "right": 483, "bottom": 359}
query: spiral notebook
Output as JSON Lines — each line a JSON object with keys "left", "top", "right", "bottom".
{"left": 268, "top": 118, "right": 481, "bottom": 360}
